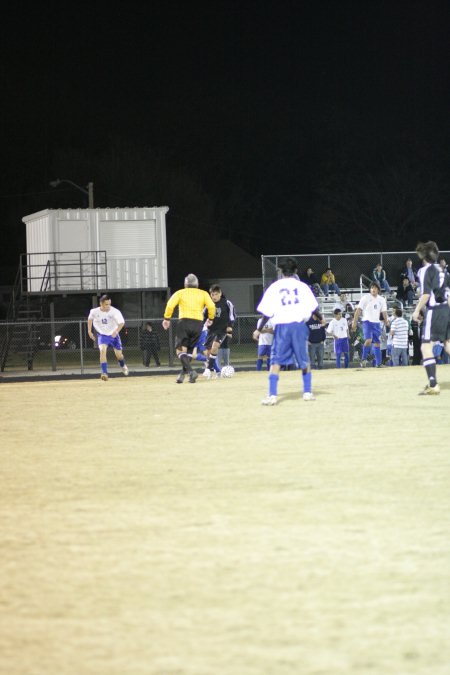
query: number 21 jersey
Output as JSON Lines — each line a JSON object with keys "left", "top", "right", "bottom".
{"left": 257, "top": 277, "right": 318, "bottom": 325}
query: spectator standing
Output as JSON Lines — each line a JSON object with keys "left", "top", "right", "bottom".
{"left": 372, "top": 262, "right": 391, "bottom": 294}
{"left": 389, "top": 308, "right": 410, "bottom": 366}
{"left": 327, "top": 308, "right": 350, "bottom": 368}
{"left": 140, "top": 322, "right": 161, "bottom": 367}
{"left": 306, "top": 312, "right": 326, "bottom": 370}
{"left": 352, "top": 282, "right": 389, "bottom": 367}
{"left": 320, "top": 268, "right": 341, "bottom": 297}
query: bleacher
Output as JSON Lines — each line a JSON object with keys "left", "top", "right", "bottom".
{"left": 317, "top": 286, "right": 418, "bottom": 363}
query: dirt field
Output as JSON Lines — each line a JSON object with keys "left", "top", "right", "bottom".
{"left": 1, "top": 367, "right": 450, "bottom": 675}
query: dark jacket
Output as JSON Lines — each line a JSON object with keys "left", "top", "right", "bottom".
{"left": 140, "top": 329, "right": 160, "bottom": 351}
{"left": 306, "top": 317, "right": 326, "bottom": 343}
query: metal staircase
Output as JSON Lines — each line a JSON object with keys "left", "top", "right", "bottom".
{"left": 0, "top": 266, "right": 46, "bottom": 371}
{"left": 1, "top": 250, "right": 107, "bottom": 371}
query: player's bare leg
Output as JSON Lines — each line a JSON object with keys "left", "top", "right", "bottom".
{"left": 99, "top": 344, "right": 109, "bottom": 381}
{"left": 205, "top": 340, "right": 221, "bottom": 379}
{"left": 114, "top": 347, "right": 129, "bottom": 376}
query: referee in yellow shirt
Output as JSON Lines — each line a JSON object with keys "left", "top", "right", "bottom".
{"left": 162, "top": 273, "right": 216, "bottom": 383}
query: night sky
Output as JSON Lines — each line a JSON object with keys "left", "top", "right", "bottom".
{"left": 1, "top": 1, "right": 450, "bottom": 286}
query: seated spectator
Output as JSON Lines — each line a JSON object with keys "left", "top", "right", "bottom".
{"left": 372, "top": 262, "right": 391, "bottom": 294}
{"left": 320, "top": 268, "right": 341, "bottom": 296}
{"left": 333, "top": 292, "right": 355, "bottom": 317}
{"left": 300, "top": 267, "right": 323, "bottom": 297}
{"left": 399, "top": 257, "right": 418, "bottom": 291}
{"left": 396, "top": 277, "right": 416, "bottom": 307}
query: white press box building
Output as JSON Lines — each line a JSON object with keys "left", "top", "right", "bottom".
{"left": 22, "top": 207, "right": 169, "bottom": 293}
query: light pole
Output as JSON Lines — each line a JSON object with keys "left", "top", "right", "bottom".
{"left": 50, "top": 178, "right": 94, "bottom": 208}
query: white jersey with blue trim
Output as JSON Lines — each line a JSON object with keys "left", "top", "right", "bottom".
{"left": 327, "top": 317, "right": 349, "bottom": 338}
{"left": 357, "top": 294, "right": 387, "bottom": 322}
{"left": 88, "top": 306, "right": 125, "bottom": 335}
{"left": 257, "top": 277, "right": 318, "bottom": 325}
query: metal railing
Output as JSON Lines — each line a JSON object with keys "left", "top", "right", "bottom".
{"left": 20, "top": 250, "right": 108, "bottom": 293}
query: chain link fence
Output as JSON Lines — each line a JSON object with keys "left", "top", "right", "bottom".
{"left": 262, "top": 250, "right": 450, "bottom": 290}
{"left": 0, "top": 316, "right": 276, "bottom": 374}
{"left": 1, "top": 310, "right": 423, "bottom": 375}
{"left": 0, "top": 312, "right": 400, "bottom": 374}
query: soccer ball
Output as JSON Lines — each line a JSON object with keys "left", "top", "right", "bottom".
{"left": 221, "top": 365, "right": 235, "bottom": 378}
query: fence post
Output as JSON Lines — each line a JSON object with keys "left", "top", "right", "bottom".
{"left": 50, "top": 302, "right": 57, "bottom": 372}
{"left": 79, "top": 320, "right": 84, "bottom": 374}
{"left": 168, "top": 323, "right": 175, "bottom": 366}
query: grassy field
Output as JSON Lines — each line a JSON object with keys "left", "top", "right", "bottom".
{"left": 1, "top": 366, "right": 450, "bottom": 675}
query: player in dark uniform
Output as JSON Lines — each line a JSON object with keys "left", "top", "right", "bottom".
{"left": 203, "top": 285, "right": 236, "bottom": 379}
{"left": 412, "top": 241, "right": 450, "bottom": 395}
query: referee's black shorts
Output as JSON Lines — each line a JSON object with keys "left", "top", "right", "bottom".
{"left": 175, "top": 318, "right": 203, "bottom": 351}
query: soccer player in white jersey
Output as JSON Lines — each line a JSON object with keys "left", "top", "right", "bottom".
{"left": 352, "top": 282, "right": 389, "bottom": 367}
{"left": 327, "top": 308, "right": 350, "bottom": 368}
{"left": 253, "top": 258, "right": 319, "bottom": 405}
{"left": 412, "top": 240, "right": 450, "bottom": 395}
{"left": 87, "top": 294, "right": 129, "bottom": 381}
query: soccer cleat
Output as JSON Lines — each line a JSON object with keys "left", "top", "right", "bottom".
{"left": 189, "top": 370, "right": 198, "bottom": 383}
{"left": 202, "top": 368, "right": 212, "bottom": 379}
{"left": 100, "top": 373, "right": 108, "bottom": 381}
{"left": 122, "top": 365, "right": 129, "bottom": 376}
{"left": 261, "top": 395, "right": 277, "bottom": 406}
{"left": 176, "top": 372, "right": 185, "bottom": 384}
{"left": 360, "top": 360, "right": 367, "bottom": 368}
{"left": 419, "top": 384, "right": 440, "bottom": 396}
{"left": 302, "top": 392, "right": 316, "bottom": 401}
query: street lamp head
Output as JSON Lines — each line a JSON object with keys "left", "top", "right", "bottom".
{"left": 49, "top": 177, "right": 94, "bottom": 207}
